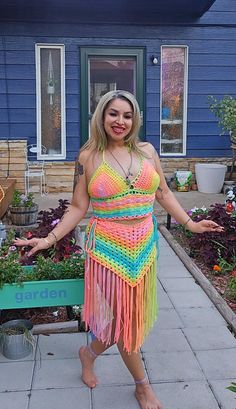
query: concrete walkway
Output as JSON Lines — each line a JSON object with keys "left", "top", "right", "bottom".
{"left": 1, "top": 230, "right": 236, "bottom": 409}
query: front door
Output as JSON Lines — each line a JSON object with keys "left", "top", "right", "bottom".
{"left": 80, "top": 47, "right": 145, "bottom": 145}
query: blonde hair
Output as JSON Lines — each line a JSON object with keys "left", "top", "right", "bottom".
{"left": 81, "top": 90, "right": 142, "bottom": 153}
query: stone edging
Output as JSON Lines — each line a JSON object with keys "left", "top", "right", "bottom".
{"left": 159, "top": 224, "right": 236, "bottom": 335}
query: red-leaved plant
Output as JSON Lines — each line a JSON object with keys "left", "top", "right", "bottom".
{"left": 19, "top": 199, "right": 82, "bottom": 265}
{"left": 188, "top": 204, "right": 236, "bottom": 266}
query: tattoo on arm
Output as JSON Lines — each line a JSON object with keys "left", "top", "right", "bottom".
{"left": 156, "top": 186, "right": 164, "bottom": 200}
{"left": 73, "top": 160, "right": 84, "bottom": 192}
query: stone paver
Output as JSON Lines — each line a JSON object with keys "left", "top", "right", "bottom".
{"left": 144, "top": 351, "right": 205, "bottom": 382}
{"left": 161, "top": 277, "right": 202, "bottom": 292}
{"left": 152, "top": 381, "right": 221, "bottom": 409}
{"left": 0, "top": 361, "right": 34, "bottom": 392}
{"left": 36, "top": 332, "right": 87, "bottom": 360}
{"left": 141, "top": 328, "right": 191, "bottom": 352}
{"left": 158, "top": 263, "right": 192, "bottom": 278}
{"left": 176, "top": 306, "right": 227, "bottom": 328}
{"left": 155, "top": 308, "right": 184, "bottom": 329}
{"left": 157, "top": 288, "right": 174, "bottom": 309}
{"left": 92, "top": 385, "right": 139, "bottom": 409}
{"left": 168, "top": 290, "right": 214, "bottom": 308}
{"left": 0, "top": 391, "right": 29, "bottom": 409}
{"left": 209, "top": 379, "right": 236, "bottom": 409}
{"left": 94, "top": 355, "right": 134, "bottom": 386}
{"left": 29, "top": 388, "right": 91, "bottom": 409}
{"left": 32, "top": 358, "right": 84, "bottom": 389}
{"left": 183, "top": 326, "right": 236, "bottom": 350}
{"left": 196, "top": 349, "right": 236, "bottom": 379}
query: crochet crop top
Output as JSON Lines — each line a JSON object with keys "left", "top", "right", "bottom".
{"left": 88, "top": 151, "right": 160, "bottom": 220}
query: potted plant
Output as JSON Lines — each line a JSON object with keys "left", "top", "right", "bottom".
{"left": 208, "top": 95, "right": 236, "bottom": 145}
{"left": 0, "top": 319, "right": 35, "bottom": 360}
{"left": 0, "top": 200, "right": 85, "bottom": 310}
{"left": 9, "top": 190, "right": 38, "bottom": 226}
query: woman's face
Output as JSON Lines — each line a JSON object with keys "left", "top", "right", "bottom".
{"left": 103, "top": 98, "right": 133, "bottom": 143}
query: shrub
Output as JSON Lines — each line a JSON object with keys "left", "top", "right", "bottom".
{"left": 11, "top": 190, "right": 35, "bottom": 208}
{"left": 188, "top": 204, "right": 236, "bottom": 266}
{"left": 20, "top": 199, "right": 82, "bottom": 265}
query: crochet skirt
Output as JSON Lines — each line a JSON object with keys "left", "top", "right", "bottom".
{"left": 83, "top": 214, "right": 158, "bottom": 353}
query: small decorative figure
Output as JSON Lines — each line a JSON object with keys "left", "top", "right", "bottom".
{"left": 225, "top": 186, "right": 236, "bottom": 214}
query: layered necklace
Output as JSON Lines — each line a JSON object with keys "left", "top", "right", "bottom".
{"left": 108, "top": 149, "right": 134, "bottom": 188}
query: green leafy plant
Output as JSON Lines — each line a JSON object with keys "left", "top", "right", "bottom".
{"left": 11, "top": 190, "right": 35, "bottom": 208}
{"left": 226, "top": 275, "right": 236, "bottom": 301}
{"left": 0, "top": 229, "right": 85, "bottom": 287}
{"left": 208, "top": 95, "right": 236, "bottom": 139}
{"left": 0, "top": 251, "right": 85, "bottom": 288}
{"left": 216, "top": 255, "right": 236, "bottom": 275}
{"left": 226, "top": 381, "right": 236, "bottom": 393}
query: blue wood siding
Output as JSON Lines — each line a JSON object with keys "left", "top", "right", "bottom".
{"left": 0, "top": 0, "right": 235, "bottom": 159}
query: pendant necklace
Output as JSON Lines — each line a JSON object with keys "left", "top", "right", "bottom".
{"left": 108, "top": 149, "right": 134, "bottom": 188}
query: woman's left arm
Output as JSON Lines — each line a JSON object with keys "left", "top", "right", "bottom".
{"left": 152, "top": 147, "right": 223, "bottom": 234}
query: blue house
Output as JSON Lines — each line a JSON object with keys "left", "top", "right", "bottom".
{"left": 0, "top": 0, "right": 235, "bottom": 192}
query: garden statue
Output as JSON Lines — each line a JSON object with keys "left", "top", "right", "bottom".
{"left": 225, "top": 186, "right": 236, "bottom": 214}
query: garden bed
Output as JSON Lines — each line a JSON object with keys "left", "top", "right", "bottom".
{"left": 169, "top": 225, "right": 236, "bottom": 315}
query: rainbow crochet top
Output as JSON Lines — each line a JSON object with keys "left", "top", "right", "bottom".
{"left": 88, "top": 154, "right": 160, "bottom": 219}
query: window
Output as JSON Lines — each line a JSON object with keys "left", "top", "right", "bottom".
{"left": 36, "top": 44, "right": 66, "bottom": 159}
{"left": 80, "top": 47, "right": 144, "bottom": 145}
{"left": 160, "top": 46, "right": 188, "bottom": 156}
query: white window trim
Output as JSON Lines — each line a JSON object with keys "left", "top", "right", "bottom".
{"left": 35, "top": 44, "right": 66, "bottom": 160}
{"left": 160, "top": 45, "right": 188, "bottom": 157}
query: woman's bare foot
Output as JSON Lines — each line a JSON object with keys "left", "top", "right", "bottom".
{"left": 79, "top": 346, "right": 98, "bottom": 388}
{"left": 135, "top": 383, "right": 163, "bottom": 409}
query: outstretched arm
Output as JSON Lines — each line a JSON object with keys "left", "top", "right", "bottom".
{"left": 14, "top": 150, "right": 90, "bottom": 256}
{"left": 149, "top": 145, "right": 223, "bottom": 234}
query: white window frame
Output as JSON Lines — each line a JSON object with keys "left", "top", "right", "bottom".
{"left": 35, "top": 44, "right": 66, "bottom": 160}
{"left": 160, "top": 45, "right": 188, "bottom": 157}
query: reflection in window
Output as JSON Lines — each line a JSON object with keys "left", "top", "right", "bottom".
{"left": 36, "top": 45, "right": 66, "bottom": 159}
{"left": 160, "top": 46, "right": 188, "bottom": 156}
{"left": 89, "top": 58, "right": 135, "bottom": 116}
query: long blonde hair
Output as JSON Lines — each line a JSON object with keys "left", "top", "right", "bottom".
{"left": 81, "top": 90, "right": 142, "bottom": 153}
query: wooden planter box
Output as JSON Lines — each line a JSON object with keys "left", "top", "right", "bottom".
{"left": 0, "top": 269, "right": 84, "bottom": 310}
{"left": 9, "top": 204, "right": 39, "bottom": 226}
{"left": 0, "top": 178, "right": 16, "bottom": 218}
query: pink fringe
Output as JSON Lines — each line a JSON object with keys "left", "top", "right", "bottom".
{"left": 83, "top": 256, "right": 158, "bottom": 353}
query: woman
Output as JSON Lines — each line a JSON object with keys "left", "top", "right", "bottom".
{"left": 15, "top": 90, "right": 223, "bottom": 409}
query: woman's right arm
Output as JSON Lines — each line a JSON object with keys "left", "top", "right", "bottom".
{"left": 14, "top": 150, "right": 90, "bottom": 256}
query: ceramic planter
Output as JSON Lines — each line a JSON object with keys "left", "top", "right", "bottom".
{"left": 195, "top": 163, "right": 227, "bottom": 193}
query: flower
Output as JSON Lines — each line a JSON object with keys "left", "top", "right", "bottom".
{"left": 11, "top": 190, "right": 35, "bottom": 208}
{"left": 213, "top": 264, "right": 221, "bottom": 272}
{"left": 51, "top": 219, "right": 60, "bottom": 227}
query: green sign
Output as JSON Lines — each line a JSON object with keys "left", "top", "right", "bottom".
{"left": 0, "top": 279, "right": 84, "bottom": 309}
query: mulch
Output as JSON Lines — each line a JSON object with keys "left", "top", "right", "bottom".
{"left": 0, "top": 306, "right": 71, "bottom": 326}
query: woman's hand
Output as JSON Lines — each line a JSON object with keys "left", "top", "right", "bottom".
{"left": 13, "top": 237, "right": 52, "bottom": 257}
{"left": 188, "top": 219, "right": 224, "bottom": 234}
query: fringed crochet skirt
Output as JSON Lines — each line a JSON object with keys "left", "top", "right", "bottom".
{"left": 83, "top": 214, "right": 158, "bottom": 353}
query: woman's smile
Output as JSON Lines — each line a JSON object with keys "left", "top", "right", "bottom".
{"left": 104, "top": 98, "right": 133, "bottom": 142}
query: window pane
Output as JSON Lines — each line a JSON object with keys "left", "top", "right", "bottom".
{"left": 89, "top": 58, "right": 136, "bottom": 115}
{"left": 40, "top": 48, "right": 62, "bottom": 155}
{"left": 160, "top": 47, "right": 187, "bottom": 155}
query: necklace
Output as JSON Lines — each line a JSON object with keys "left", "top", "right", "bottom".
{"left": 108, "top": 149, "right": 133, "bottom": 187}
